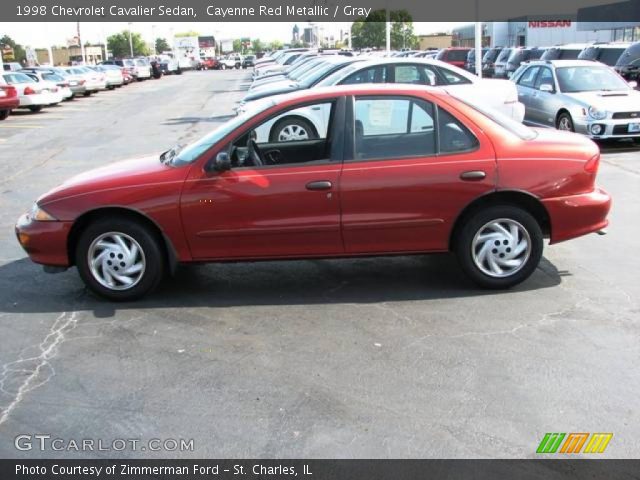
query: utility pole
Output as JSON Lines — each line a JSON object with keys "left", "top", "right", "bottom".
{"left": 386, "top": 9, "right": 391, "bottom": 54}
{"left": 128, "top": 23, "right": 134, "bottom": 57}
{"left": 78, "top": 22, "right": 86, "bottom": 64}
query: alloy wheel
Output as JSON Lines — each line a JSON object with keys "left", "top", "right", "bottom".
{"left": 277, "top": 124, "right": 309, "bottom": 142}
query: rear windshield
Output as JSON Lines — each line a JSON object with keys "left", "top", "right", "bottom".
{"left": 598, "top": 48, "right": 626, "bottom": 66}
{"left": 496, "top": 49, "right": 512, "bottom": 62}
{"left": 616, "top": 44, "right": 640, "bottom": 66}
{"left": 483, "top": 48, "right": 502, "bottom": 63}
{"left": 446, "top": 50, "right": 470, "bottom": 61}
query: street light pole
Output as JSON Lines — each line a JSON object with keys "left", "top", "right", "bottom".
{"left": 475, "top": 0, "right": 482, "bottom": 78}
{"left": 128, "top": 23, "right": 134, "bottom": 57}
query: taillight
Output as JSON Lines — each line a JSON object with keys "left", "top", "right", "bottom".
{"left": 4, "top": 86, "right": 17, "bottom": 97}
{"left": 584, "top": 153, "right": 600, "bottom": 174}
{"left": 79, "top": 80, "right": 86, "bottom": 85}
{"left": 24, "top": 86, "right": 36, "bottom": 95}
{"left": 51, "top": 87, "right": 58, "bottom": 92}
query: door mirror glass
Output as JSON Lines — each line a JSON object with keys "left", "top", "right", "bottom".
{"left": 539, "top": 83, "right": 554, "bottom": 93}
{"left": 213, "top": 151, "right": 231, "bottom": 172}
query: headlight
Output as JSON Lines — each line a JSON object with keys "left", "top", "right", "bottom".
{"left": 30, "top": 204, "right": 57, "bottom": 222}
{"left": 588, "top": 106, "right": 607, "bottom": 120}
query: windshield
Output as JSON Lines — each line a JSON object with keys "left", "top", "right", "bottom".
{"left": 172, "top": 98, "right": 276, "bottom": 166}
{"left": 314, "top": 61, "right": 360, "bottom": 87}
{"left": 454, "top": 95, "right": 537, "bottom": 141}
{"left": 556, "top": 66, "right": 629, "bottom": 92}
{"left": 289, "top": 58, "right": 324, "bottom": 80}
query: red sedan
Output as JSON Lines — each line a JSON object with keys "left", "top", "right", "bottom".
{"left": 15, "top": 85, "right": 611, "bottom": 300}
{"left": 0, "top": 84, "right": 20, "bottom": 120}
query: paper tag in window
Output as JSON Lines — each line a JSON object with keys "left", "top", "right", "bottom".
{"left": 369, "top": 101, "right": 394, "bottom": 126}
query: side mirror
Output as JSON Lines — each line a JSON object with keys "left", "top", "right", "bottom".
{"left": 212, "top": 151, "right": 231, "bottom": 172}
{"left": 628, "top": 80, "right": 638, "bottom": 88}
{"left": 539, "top": 83, "right": 554, "bottom": 93}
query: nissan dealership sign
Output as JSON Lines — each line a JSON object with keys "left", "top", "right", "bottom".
{"left": 528, "top": 20, "right": 572, "bottom": 27}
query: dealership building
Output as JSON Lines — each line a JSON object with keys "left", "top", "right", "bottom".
{"left": 452, "top": 21, "right": 640, "bottom": 48}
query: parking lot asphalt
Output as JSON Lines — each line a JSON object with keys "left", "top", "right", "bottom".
{"left": 0, "top": 70, "right": 639, "bottom": 459}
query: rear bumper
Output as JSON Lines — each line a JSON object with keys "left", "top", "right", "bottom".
{"left": 542, "top": 188, "right": 612, "bottom": 244}
{"left": 0, "top": 98, "right": 20, "bottom": 110}
{"left": 15, "top": 213, "right": 72, "bottom": 267}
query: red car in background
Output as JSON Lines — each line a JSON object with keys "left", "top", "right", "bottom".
{"left": 15, "top": 85, "right": 611, "bottom": 301}
{"left": 199, "top": 57, "right": 220, "bottom": 70}
{"left": 0, "top": 84, "right": 20, "bottom": 120}
{"left": 437, "top": 48, "right": 472, "bottom": 69}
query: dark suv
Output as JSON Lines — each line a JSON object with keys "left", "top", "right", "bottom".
{"left": 579, "top": 43, "right": 630, "bottom": 66}
{"left": 615, "top": 42, "right": 640, "bottom": 83}
{"left": 464, "top": 48, "right": 488, "bottom": 74}
{"left": 505, "top": 47, "right": 546, "bottom": 77}
{"left": 481, "top": 47, "right": 503, "bottom": 78}
{"left": 242, "top": 55, "right": 256, "bottom": 69}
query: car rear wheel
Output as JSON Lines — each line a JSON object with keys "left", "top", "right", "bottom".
{"left": 28, "top": 106, "right": 42, "bottom": 113}
{"left": 76, "top": 218, "right": 165, "bottom": 301}
{"left": 455, "top": 205, "right": 543, "bottom": 289}
{"left": 556, "top": 112, "right": 575, "bottom": 132}
{"left": 0, "top": 110, "right": 9, "bottom": 120}
{"left": 83, "top": 92, "right": 92, "bottom": 97}
{"left": 269, "top": 117, "right": 317, "bottom": 142}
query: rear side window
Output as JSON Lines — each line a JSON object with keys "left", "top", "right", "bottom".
{"left": 354, "top": 97, "right": 436, "bottom": 159}
{"left": 437, "top": 67, "right": 472, "bottom": 85}
{"left": 437, "top": 107, "right": 479, "bottom": 153}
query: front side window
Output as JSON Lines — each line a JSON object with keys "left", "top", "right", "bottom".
{"left": 354, "top": 97, "right": 436, "bottom": 160}
{"left": 535, "top": 67, "right": 555, "bottom": 90}
{"left": 341, "top": 66, "right": 386, "bottom": 85}
{"left": 227, "top": 101, "right": 336, "bottom": 169}
{"left": 517, "top": 66, "right": 540, "bottom": 88}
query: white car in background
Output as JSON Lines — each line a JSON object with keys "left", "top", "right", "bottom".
{"left": 63, "top": 66, "right": 106, "bottom": 95}
{"left": 22, "top": 70, "right": 73, "bottom": 100}
{"left": 250, "top": 58, "right": 525, "bottom": 143}
{"left": 1, "top": 72, "right": 62, "bottom": 112}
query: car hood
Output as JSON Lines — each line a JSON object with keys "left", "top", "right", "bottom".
{"left": 243, "top": 81, "right": 302, "bottom": 102}
{"left": 38, "top": 154, "right": 185, "bottom": 206}
{"left": 564, "top": 90, "right": 640, "bottom": 110}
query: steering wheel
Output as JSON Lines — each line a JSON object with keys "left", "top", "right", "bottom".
{"left": 247, "top": 139, "right": 263, "bottom": 167}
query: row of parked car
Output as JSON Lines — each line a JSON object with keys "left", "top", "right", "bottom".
{"left": 237, "top": 46, "right": 640, "bottom": 143}
{"left": 0, "top": 56, "right": 186, "bottom": 120}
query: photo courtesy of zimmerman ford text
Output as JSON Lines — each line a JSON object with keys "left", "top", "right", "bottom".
{"left": 1, "top": 0, "right": 639, "bottom": 478}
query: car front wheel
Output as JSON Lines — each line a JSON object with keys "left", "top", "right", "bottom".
{"left": 28, "top": 106, "right": 43, "bottom": 113}
{"left": 76, "top": 218, "right": 165, "bottom": 301}
{"left": 556, "top": 112, "right": 575, "bottom": 132}
{"left": 455, "top": 205, "right": 543, "bottom": 289}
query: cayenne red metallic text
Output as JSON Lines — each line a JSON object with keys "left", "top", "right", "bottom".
{"left": 15, "top": 85, "right": 611, "bottom": 301}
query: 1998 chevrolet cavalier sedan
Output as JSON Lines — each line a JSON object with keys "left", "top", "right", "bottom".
{"left": 16, "top": 85, "right": 611, "bottom": 301}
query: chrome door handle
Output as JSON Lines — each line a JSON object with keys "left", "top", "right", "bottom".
{"left": 306, "top": 180, "right": 333, "bottom": 191}
{"left": 460, "top": 170, "right": 486, "bottom": 181}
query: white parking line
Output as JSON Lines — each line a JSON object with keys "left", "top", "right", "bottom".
{"left": 0, "top": 124, "right": 44, "bottom": 129}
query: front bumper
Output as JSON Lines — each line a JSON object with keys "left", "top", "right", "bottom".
{"left": 15, "top": 213, "right": 72, "bottom": 267}
{"left": 574, "top": 116, "right": 640, "bottom": 139}
{"left": 542, "top": 188, "right": 611, "bottom": 244}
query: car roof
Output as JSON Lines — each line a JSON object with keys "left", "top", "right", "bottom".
{"left": 526, "top": 59, "right": 605, "bottom": 67}
{"left": 266, "top": 83, "right": 451, "bottom": 106}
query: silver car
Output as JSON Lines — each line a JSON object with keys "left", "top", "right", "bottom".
{"left": 512, "top": 59, "right": 640, "bottom": 139}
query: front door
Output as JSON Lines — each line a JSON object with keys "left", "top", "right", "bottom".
{"left": 181, "top": 98, "right": 345, "bottom": 260}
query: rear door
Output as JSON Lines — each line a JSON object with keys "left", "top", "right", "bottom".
{"left": 515, "top": 66, "right": 541, "bottom": 124}
{"left": 339, "top": 94, "right": 497, "bottom": 254}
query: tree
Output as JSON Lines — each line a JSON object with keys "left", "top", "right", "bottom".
{"left": 251, "top": 38, "right": 264, "bottom": 54}
{"left": 155, "top": 37, "right": 170, "bottom": 54}
{"left": 232, "top": 39, "right": 242, "bottom": 53}
{"left": 174, "top": 31, "right": 199, "bottom": 38}
{"left": 107, "top": 31, "right": 149, "bottom": 58}
{"left": 269, "top": 40, "right": 283, "bottom": 51}
{"left": 350, "top": 9, "right": 417, "bottom": 50}
{"left": 0, "top": 35, "right": 26, "bottom": 64}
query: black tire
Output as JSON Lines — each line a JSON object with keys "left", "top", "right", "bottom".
{"left": 28, "top": 105, "right": 43, "bottom": 113}
{"left": 83, "top": 91, "right": 92, "bottom": 97}
{"left": 176, "top": 69, "right": 183, "bottom": 75}
{"left": 556, "top": 112, "right": 575, "bottom": 132}
{"left": 269, "top": 117, "right": 317, "bottom": 142}
{"left": 0, "top": 110, "right": 9, "bottom": 120}
{"left": 454, "top": 205, "right": 543, "bottom": 289}
{"left": 75, "top": 218, "right": 165, "bottom": 301}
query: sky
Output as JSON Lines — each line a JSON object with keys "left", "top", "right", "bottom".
{"left": 0, "top": 22, "right": 467, "bottom": 48}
